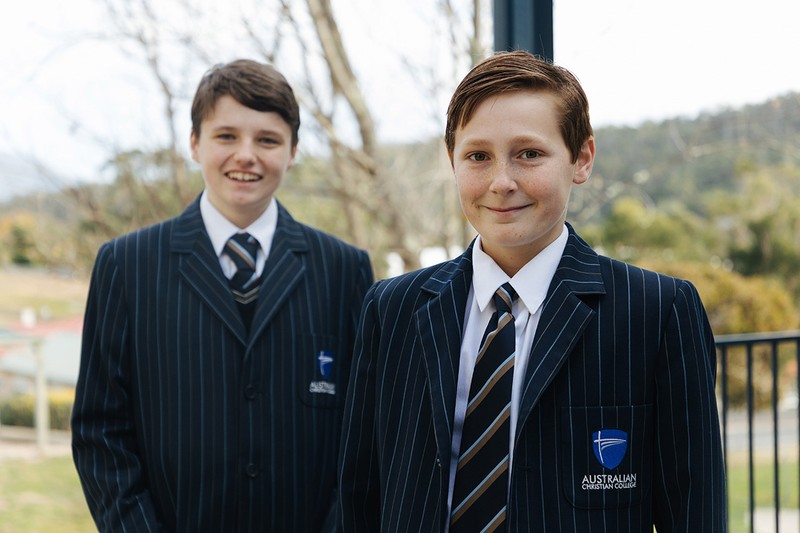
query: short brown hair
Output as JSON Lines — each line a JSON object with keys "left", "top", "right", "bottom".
{"left": 191, "top": 59, "right": 300, "bottom": 147}
{"left": 445, "top": 50, "right": 592, "bottom": 163}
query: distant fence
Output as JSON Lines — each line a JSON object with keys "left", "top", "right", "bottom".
{"left": 717, "top": 330, "right": 800, "bottom": 533}
{"left": 0, "top": 332, "right": 49, "bottom": 450}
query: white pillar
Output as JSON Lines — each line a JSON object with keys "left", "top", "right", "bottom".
{"left": 33, "top": 338, "right": 48, "bottom": 452}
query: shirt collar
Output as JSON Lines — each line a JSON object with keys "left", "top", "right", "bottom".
{"left": 471, "top": 224, "right": 568, "bottom": 315}
{"left": 199, "top": 192, "right": 279, "bottom": 258}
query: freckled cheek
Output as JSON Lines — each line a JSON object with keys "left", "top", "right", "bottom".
{"left": 457, "top": 171, "right": 491, "bottom": 195}
{"left": 457, "top": 184, "right": 486, "bottom": 211}
{"left": 524, "top": 176, "right": 565, "bottom": 199}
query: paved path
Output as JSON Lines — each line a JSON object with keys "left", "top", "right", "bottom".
{"left": 753, "top": 508, "right": 800, "bottom": 533}
{"left": 0, "top": 425, "right": 71, "bottom": 461}
{"left": 724, "top": 407, "right": 799, "bottom": 458}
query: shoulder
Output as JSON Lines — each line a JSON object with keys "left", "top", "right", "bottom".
{"left": 298, "top": 221, "right": 366, "bottom": 257}
{"left": 597, "top": 255, "right": 701, "bottom": 310}
{"left": 277, "top": 204, "right": 368, "bottom": 261}
{"left": 565, "top": 224, "right": 690, "bottom": 294}
{"left": 89, "top": 212, "right": 191, "bottom": 285}
{"left": 85, "top": 218, "right": 180, "bottom": 299}
{"left": 100, "top": 217, "right": 178, "bottom": 256}
{"left": 562, "top": 224, "right": 705, "bottom": 319}
{"left": 604, "top": 255, "right": 688, "bottom": 286}
{"left": 369, "top": 257, "right": 465, "bottom": 311}
{"left": 374, "top": 263, "right": 440, "bottom": 294}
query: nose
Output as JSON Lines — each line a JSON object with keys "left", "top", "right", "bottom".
{"left": 234, "top": 141, "right": 256, "bottom": 165}
{"left": 488, "top": 161, "right": 518, "bottom": 194}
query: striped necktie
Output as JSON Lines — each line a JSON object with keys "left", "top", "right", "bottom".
{"left": 451, "top": 282, "right": 517, "bottom": 533}
{"left": 224, "top": 232, "right": 260, "bottom": 305}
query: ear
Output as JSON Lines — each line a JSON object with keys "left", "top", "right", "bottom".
{"left": 190, "top": 131, "right": 200, "bottom": 163}
{"left": 573, "top": 136, "right": 595, "bottom": 185}
{"left": 287, "top": 144, "right": 298, "bottom": 171}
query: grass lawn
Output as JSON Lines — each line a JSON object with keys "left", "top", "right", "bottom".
{"left": 0, "top": 266, "right": 87, "bottom": 327}
{"left": 727, "top": 453, "right": 799, "bottom": 533}
{"left": 0, "top": 450, "right": 796, "bottom": 532}
{"left": 0, "top": 455, "right": 94, "bottom": 533}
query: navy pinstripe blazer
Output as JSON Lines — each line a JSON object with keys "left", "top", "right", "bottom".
{"left": 72, "top": 196, "right": 373, "bottom": 532}
{"left": 339, "top": 225, "right": 726, "bottom": 532}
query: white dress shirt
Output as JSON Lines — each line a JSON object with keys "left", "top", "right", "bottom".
{"left": 445, "top": 224, "right": 568, "bottom": 527}
{"left": 199, "top": 192, "right": 278, "bottom": 279}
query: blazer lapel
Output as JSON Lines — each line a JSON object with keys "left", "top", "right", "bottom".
{"left": 515, "top": 226, "right": 606, "bottom": 443}
{"left": 248, "top": 203, "right": 307, "bottom": 346}
{"left": 173, "top": 198, "right": 248, "bottom": 344}
{"left": 416, "top": 246, "right": 473, "bottom": 464}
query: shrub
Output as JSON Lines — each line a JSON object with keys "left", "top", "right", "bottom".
{"left": 637, "top": 259, "right": 800, "bottom": 410}
{"left": 0, "top": 390, "right": 74, "bottom": 430}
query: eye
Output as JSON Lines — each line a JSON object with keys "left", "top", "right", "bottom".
{"left": 468, "top": 152, "right": 488, "bottom": 162}
{"left": 216, "top": 133, "right": 235, "bottom": 141}
{"left": 521, "top": 149, "right": 541, "bottom": 159}
{"left": 258, "top": 137, "right": 279, "bottom": 145}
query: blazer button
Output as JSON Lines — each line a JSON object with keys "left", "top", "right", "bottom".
{"left": 244, "top": 385, "right": 258, "bottom": 400}
{"left": 245, "top": 462, "right": 259, "bottom": 478}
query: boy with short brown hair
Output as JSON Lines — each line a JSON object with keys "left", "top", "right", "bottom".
{"left": 73, "top": 58, "right": 373, "bottom": 532}
{"left": 339, "top": 50, "right": 726, "bottom": 532}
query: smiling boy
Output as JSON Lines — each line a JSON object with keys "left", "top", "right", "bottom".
{"left": 72, "top": 59, "right": 373, "bottom": 532}
{"left": 339, "top": 51, "right": 726, "bottom": 532}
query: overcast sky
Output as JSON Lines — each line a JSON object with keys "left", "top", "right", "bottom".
{"left": 1, "top": 0, "right": 799, "bottom": 189}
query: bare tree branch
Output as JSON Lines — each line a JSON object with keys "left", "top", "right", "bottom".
{"left": 97, "top": 0, "right": 194, "bottom": 208}
{"left": 305, "top": 0, "right": 378, "bottom": 160}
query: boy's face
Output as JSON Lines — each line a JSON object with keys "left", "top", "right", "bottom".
{"left": 451, "top": 89, "right": 594, "bottom": 275}
{"left": 191, "top": 95, "right": 297, "bottom": 228}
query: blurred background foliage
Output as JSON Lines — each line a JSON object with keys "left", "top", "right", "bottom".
{"left": 3, "top": 93, "right": 800, "bottom": 333}
{"left": 1, "top": 0, "right": 798, "bottom": 414}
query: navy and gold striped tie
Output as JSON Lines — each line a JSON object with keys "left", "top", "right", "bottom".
{"left": 451, "top": 282, "right": 517, "bottom": 533}
{"left": 224, "top": 232, "right": 260, "bottom": 305}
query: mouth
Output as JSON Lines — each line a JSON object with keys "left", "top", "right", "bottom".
{"left": 226, "top": 171, "right": 262, "bottom": 182}
{"left": 489, "top": 204, "right": 530, "bottom": 214}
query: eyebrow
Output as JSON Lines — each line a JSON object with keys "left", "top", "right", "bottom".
{"left": 458, "top": 134, "right": 546, "bottom": 148}
{"left": 210, "top": 125, "right": 287, "bottom": 137}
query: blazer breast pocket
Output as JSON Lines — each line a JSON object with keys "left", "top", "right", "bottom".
{"left": 560, "top": 404, "right": 653, "bottom": 509}
{"left": 297, "top": 334, "right": 343, "bottom": 409}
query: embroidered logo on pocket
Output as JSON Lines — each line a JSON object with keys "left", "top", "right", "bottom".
{"left": 309, "top": 350, "right": 336, "bottom": 395}
{"left": 592, "top": 429, "right": 628, "bottom": 469}
{"left": 317, "top": 350, "right": 334, "bottom": 379}
{"left": 562, "top": 406, "right": 649, "bottom": 506}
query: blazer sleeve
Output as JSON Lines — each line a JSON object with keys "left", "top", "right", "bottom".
{"left": 71, "top": 243, "right": 167, "bottom": 532}
{"left": 652, "top": 279, "right": 727, "bottom": 531}
{"left": 338, "top": 282, "right": 382, "bottom": 532}
{"left": 321, "top": 248, "right": 374, "bottom": 533}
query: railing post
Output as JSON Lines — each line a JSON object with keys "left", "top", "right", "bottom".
{"left": 720, "top": 345, "right": 729, "bottom": 512}
{"left": 493, "top": 0, "right": 554, "bottom": 60}
{"left": 771, "top": 341, "right": 780, "bottom": 532}
{"left": 747, "top": 342, "right": 755, "bottom": 533}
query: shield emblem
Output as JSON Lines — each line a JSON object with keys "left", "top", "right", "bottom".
{"left": 592, "top": 429, "right": 628, "bottom": 470}
{"left": 317, "top": 350, "right": 334, "bottom": 380}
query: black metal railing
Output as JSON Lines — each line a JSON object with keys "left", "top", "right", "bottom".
{"left": 716, "top": 330, "right": 800, "bottom": 533}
